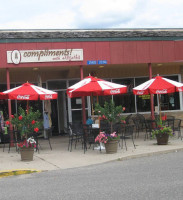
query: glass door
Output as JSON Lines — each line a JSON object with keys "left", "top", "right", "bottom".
{"left": 68, "top": 96, "right": 91, "bottom": 123}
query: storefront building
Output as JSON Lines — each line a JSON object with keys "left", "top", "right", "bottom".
{"left": 0, "top": 29, "right": 183, "bottom": 134}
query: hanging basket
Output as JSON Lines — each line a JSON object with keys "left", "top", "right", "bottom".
{"left": 156, "top": 133, "right": 169, "bottom": 145}
{"left": 20, "top": 147, "right": 34, "bottom": 161}
{"left": 104, "top": 140, "right": 118, "bottom": 154}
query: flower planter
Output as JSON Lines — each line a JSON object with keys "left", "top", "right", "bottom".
{"left": 20, "top": 147, "right": 34, "bottom": 161}
{"left": 104, "top": 140, "right": 118, "bottom": 154}
{"left": 156, "top": 133, "right": 169, "bottom": 145}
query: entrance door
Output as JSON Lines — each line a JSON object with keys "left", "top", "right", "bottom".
{"left": 68, "top": 96, "right": 91, "bottom": 124}
{"left": 51, "top": 91, "right": 68, "bottom": 135}
{"left": 57, "top": 91, "right": 68, "bottom": 134}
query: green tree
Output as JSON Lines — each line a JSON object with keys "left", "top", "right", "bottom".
{"left": 11, "top": 107, "right": 43, "bottom": 139}
{"left": 95, "top": 100, "right": 124, "bottom": 133}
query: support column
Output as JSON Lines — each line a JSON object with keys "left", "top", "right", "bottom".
{"left": 80, "top": 66, "right": 86, "bottom": 124}
{"left": 6, "top": 68, "right": 14, "bottom": 146}
{"left": 148, "top": 63, "right": 155, "bottom": 120}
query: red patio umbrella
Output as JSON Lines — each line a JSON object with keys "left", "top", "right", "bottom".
{"left": 0, "top": 82, "right": 58, "bottom": 100}
{"left": 67, "top": 75, "right": 127, "bottom": 117}
{"left": 133, "top": 75, "right": 183, "bottom": 120}
{"left": 67, "top": 76, "right": 127, "bottom": 98}
{"left": 133, "top": 75, "right": 183, "bottom": 95}
{"left": 0, "top": 82, "right": 58, "bottom": 147}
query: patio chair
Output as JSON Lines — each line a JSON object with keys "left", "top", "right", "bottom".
{"left": 132, "top": 114, "right": 145, "bottom": 138}
{"left": 0, "top": 129, "right": 10, "bottom": 151}
{"left": 121, "top": 124, "right": 135, "bottom": 151}
{"left": 1, "top": 129, "right": 21, "bottom": 152}
{"left": 173, "top": 119, "right": 182, "bottom": 139}
{"left": 167, "top": 118, "right": 174, "bottom": 130}
{"left": 137, "top": 113, "right": 146, "bottom": 130}
{"left": 125, "top": 114, "right": 132, "bottom": 125}
{"left": 112, "top": 122, "right": 122, "bottom": 135}
{"left": 144, "top": 119, "right": 157, "bottom": 140}
{"left": 132, "top": 116, "right": 140, "bottom": 138}
{"left": 42, "top": 127, "right": 53, "bottom": 150}
{"left": 68, "top": 122, "right": 83, "bottom": 152}
{"left": 29, "top": 128, "right": 52, "bottom": 152}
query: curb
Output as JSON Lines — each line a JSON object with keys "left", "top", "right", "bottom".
{"left": 117, "top": 147, "right": 183, "bottom": 161}
{"left": 0, "top": 169, "right": 42, "bottom": 178}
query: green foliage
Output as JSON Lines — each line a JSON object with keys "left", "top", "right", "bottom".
{"left": 95, "top": 100, "right": 124, "bottom": 133}
{"left": 95, "top": 100, "right": 123, "bottom": 124}
{"left": 11, "top": 107, "right": 43, "bottom": 139}
{"left": 152, "top": 125, "right": 174, "bottom": 138}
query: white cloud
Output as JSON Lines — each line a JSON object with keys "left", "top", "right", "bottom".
{"left": 0, "top": 0, "right": 183, "bottom": 29}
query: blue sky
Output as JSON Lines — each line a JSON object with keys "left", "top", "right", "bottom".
{"left": 0, "top": 0, "right": 183, "bottom": 29}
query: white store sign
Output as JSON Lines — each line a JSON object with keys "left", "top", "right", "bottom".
{"left": 7, "top": 49, "right": 83, "bottom": 64}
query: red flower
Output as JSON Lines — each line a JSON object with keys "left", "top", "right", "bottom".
{"left": 162, "top": 116, "right": 166, "bottom": 121}
{"left": 34, "top": 127, "right": 39, "bottom": 133}
{"left": 18, "top": 115, "right": 23, "bottom": 120}
{"left": 5, "top": 121, "right": 10, "bottom": 125}
{"left": 102, "top": 115, "right": 106, "bottom": 119}
{"left": 31, "top": 120, "right": 36, "bottom": 125}
{"left": 11, "top": 115, "right": 14, "bottom": 118}
{"left": 123, "top": 107, "right": 126, "bottom": 111}
{"left": 161, "top": 114, "right": 167, "bottom": 121}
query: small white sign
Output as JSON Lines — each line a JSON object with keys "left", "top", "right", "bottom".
{"left": 76, "top": 98, "right": 82, "bottom": 104}
{"left": 92, "top": 124, "right": 99, "bottom": 128}
{"left": 7, "top": 49, "right": 83, "bottom": 64}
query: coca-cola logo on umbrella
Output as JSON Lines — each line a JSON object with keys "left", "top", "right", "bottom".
{"left": 156, "top": 89, "right": 167, "bottom": 94}
{"left": 110, "top": 89, "right": 120, "bottom": 94}
{"left": 17, "top": 95, "right": 30, "bottom": 100}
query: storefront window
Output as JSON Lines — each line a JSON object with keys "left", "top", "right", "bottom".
{"left": 69, "top": 79, "right": 80, "bottom": 87}
{"left": 72, "top": 110, "right": 88, "bottom": 123}
{"left": 160, "top": 76, "right": 180, "bottom": 111}
{"left": 112, "top": 78, "right": 135, "bottom": 113}
{"left": 47, "top": 80, "right": 66, "bottom": 90}
{"left": 135, "top": 75, "right": 180, "bottom": 112}
{"left": 71, "top": 97, "right": 88, "bottom": 109}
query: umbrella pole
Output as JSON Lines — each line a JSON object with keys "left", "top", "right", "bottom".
{"left": 158, "top": 94, "right": 162, "bottom": 124}
{"left": 91, "top": 94, "right": 94, "bottom": 116}
{"left": 27, "top": 100, "right": 29, "bottom": 114}
{"left": 97, "top": 95, "right": 100, "bottom": 128}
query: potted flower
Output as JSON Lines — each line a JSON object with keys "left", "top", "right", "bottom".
{"left": 18, "top": 137, "right": 37, "bottom": 161}
{"left": 8, "top": 106, "right": 43, "bottom": 161}
{"left": 152, "top": 125, "right": 174, "bottom": 145}
{"left": 95, "top": 131, "right": 120, "bottom": 153}
{"left": 152, "top": 114, "right": 174, "bottom": 145}
{"left": 94, "top": 100, "right": 124, "bottom": 153}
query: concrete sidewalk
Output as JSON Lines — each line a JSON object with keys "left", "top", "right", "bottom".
{"left": 0, "top": 134, "right": 183, "bottom": 174}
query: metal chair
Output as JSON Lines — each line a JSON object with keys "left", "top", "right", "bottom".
{"left": 174, "top": 119, "right": 182, "bottom": 139}
{"left": 144, "top": 119, "right": 157, "bottom": 140}
{"left": 30, "top": 128, "right": 52, "bottom": 153}
{"left": 43, "top": 127, "right": 53, "bottom": 150}
{"left": 82, "top": 124, "right": 92, "bottom": 153}
{"left": 125, "top": 114, "right": 132, "bottom": 125}
{"left": 1, "top": 129, "right": 22, "bottom": 152}
{"left": 112, "top": 122, "right": 122, "bottom": 135}
{"left": 132, "top": 116, "right": 141, "bottom": 138}
{"left": 68, "top": 122, "right": 83, "bottom": 152}
{"left": 167, "top": 118, "right": 174, "bottom": 130}
{"left": 121, "top": 125, "right": 135, "bottom": 150}
{"left": 132, "top": 114, "right": 145, "bottom": 138}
